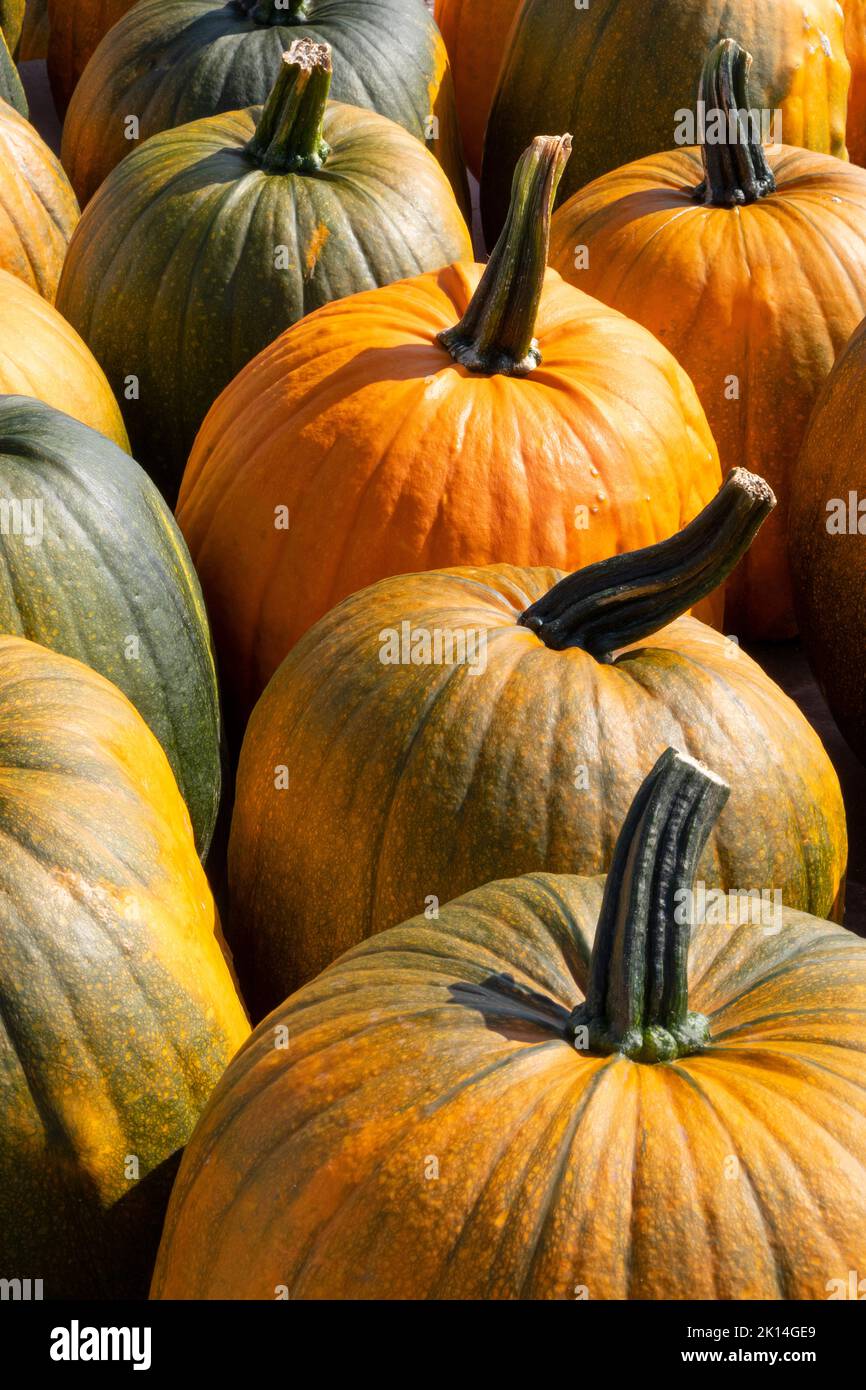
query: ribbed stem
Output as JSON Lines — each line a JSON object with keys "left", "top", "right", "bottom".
{"left": 436, "top": 133, "right": 572, "bottom": 376}
{"left": 693, "top": 39, "right": 776, "bottom": 206}
{"left": 246, "top": 40, "right": 331, "bottom": 174}
{"left": 234, "top": 0, "right": 309, "bottom": 24}
{"left": 569, "top": 749, "right": 730, "bottom": 1062}
{"left": 518, "top": 469, "right": 775, "bottom": 659}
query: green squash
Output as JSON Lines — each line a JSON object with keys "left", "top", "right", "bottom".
{"left": 0, "top": 396, "right": 221, "bottom": 857}
{"left": 55, "top": 40, "right": 472, "bottom": 502}
{"left": 60, "top": 0, "right": 468, "bottom": 210}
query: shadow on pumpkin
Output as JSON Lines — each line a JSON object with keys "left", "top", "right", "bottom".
{"left": 448, "top": 974, "right": 570, "bottom": 1043}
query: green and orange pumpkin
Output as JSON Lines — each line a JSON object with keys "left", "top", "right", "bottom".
{"left": 0, "top": 97, "right": 78, "bottom": 302}
{"left": 56, "top": 39, "right": 472, "bottom": 502}
{"left": 178, "top": 133, "right": 722, "bottom": 735}
{"left": 60, "top": 0, "right": 468, "bottom": 210}
{"left": 548, "top": 40, "right": 866, "bottom": 640}
{"left": 0, "top": 397, "right": 221, "bottom": 856}
{"left": 0, "top": 29, "right": 26, "bottom": 113}
{"left": 228, "top": 470, "right": 846, "bottom": 1016}
{"left": 154, "top": 748, "right": 866, "bottom": 1299}
{"left": 0, "top": 635, "right": 248, "bottom": 1299}
{"left": 46, "top": 0, "right": 134, "bottom": 113}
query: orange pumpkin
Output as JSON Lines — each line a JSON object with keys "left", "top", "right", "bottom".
{"left": 548, "top": 40, "right": 866, "bottom": 640}
{"left": 434, "top": 0, "right": 523, "bottom": 178}
{"left": 0, "top": 98, "right": 78, "bottom": 301}
{"left": 228, "top": 470, "right": 847, "bottom": 1015}
{"left": 179, "top": 134, "right": 721, "bottom": 734}
{"left": 18, "top": 0, "right": 49, "bottom": 60}
{"left": 46, "top": 0, "right": 134, "bottom": 114}
{"left": 845, "top": 0, "right": 866, "bottom": 165}
{"left": 153, "top": 749, "right": 866, "bottom": 1300}
{"left": 0, "top": 268, "right": 128, "bottom": 448}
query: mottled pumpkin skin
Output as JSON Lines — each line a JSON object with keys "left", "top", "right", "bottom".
{"left": 790, "top": 319, "right": 866, "bottom": 765}
{"left": 47, "top": 0, "right": 134, "bottom": 113}
{"left": 0, "top": 398, "right": 221, "bottom": 857}
{"left": 228, "top": 564, "right": 845, "bottom": 1014}
{"left": 18, "top": 0, "right": 49, "bottom": 61}
{"left": 481, "top": 0, "right": 850, "bottom": 245}
{"left": 61, "top": 0, "right": 468, "bottom": 211}
{"left": 178, "top": 264, "right": 721, "bottom": 734}
{"left": 0, "top": 636, "right": 248, "bottom": 1299}
{"left": 434, "top": 0, "right": 522, "bottom": 177}
{"left": 56, "top": 101, "right": 472, "bottom": 502}
{"left": 0, "top": 269, "right": 128, "bottom": 450}
{"left": 549, "top": 146, "right": 866, "bottom": 641}
{"left": 0, "top": 99, "right": 78, "bottom": 302}
{"left": 153, "top": 872, "right": 866, "bottom": 1299}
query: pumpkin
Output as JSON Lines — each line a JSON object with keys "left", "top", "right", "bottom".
{"left": 0, "top": 97, "right": 78, "bottom": 302}
{"left": 60, "top": 0, "right": 468, "bottom": 212}
{"left": 228, "top": 469, "right": 847, "bottom": 1017}
{"left": 178, "top": 133, "right": 722, "bottom": 737}
{"left": 0, "top": 270, "right": 128, "bottom": 449}
{"left": 845, "top": 0, "right": 866, "bottom": 165}
{"left": 548, "top": 39, "right": 866, "bottom": 642}
{"left": 47, "top": 0, "right": 134, "bottom": 114}
{"left": 154, "top": 748, "right": 866, "bottom": 1299}
{"left": 480, "top": 0, "right": 850, "bottom": 245}
{"left": 0, "top": 0, "right": 23, "bottom": 53}
{"left": 0, "top": 635, "right": 248, "bottom": 1299}
{"left": 0, "top": 29, "right": 26, "bottom": 114}
{"left": 56, "top": 40, "right": 472, "bottom": 503}
{"left": 0, "top": 397, "right": 221, "bottom": 857}
{"left": 18, "top": 0, "right": 48, "bottom": 61}
{"left": 789, "top": 317, "right": 866, "bottom": 766}
{"left": 434, "top": 0, "right": 522, "bottom": 178}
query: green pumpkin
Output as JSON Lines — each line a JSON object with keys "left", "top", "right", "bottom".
{"left": 55, "top": 40, "right": 472, "bottom": 501}
{"left": 0, "top": 0, "right": 24, "bottom": 53}
{"left": 0, "top": 27, "right": 26, "bottom": 114}
{"left": 0, "top": 397, "right": 221, "bottom": 857}
{"left": 60, "top": 0, "right": 468, "bottom": 210}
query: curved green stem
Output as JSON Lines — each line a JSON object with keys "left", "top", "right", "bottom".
{"left": 246, "top": 40, "right": 331, "bottom": 174}
{"left": 437, "top": 133, "right": 572, "bottom": 376}
{"left": 234, "top": 0, "right": 310, "bottom": 24}
{"left": 569, "top": 749, "right": 730, "bottom": 1063}
{"left": 518, "top": 468, "right": 775, "bottom": 659}
{"left": 693, "top": 39, "right": 776, "bottom": 206}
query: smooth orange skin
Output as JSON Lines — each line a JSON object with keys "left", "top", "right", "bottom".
{"left": 789, "top": 316, "right": 866, "bottom": 764}
{"left": 0, "top": 636, "right": 248, "bottom": 1297}
{"left": 228, "top": 564, "right": 846, "bottom": 1015}
{"left": 0, "top": 100, "right": 79, "bottom": 301}
{"left": 46, "top": 0, "right": 134, "bottom": 113}
{"left": 434, "top": 0, "right": 523, "bottom": 178}
{"left": 0, "top": 268, "right": 128, "bottom": 450}
{"left": 845, "top": 0, "right": 866, "bottom": 164}
{"left": 178, "top": 263, "right": 721, "bottom": 731}
{"left": 152, "top": 872, "right": 866, "bottom": 1300}
{"left": 549, "top": 144, "right": 866, "bottom": 640}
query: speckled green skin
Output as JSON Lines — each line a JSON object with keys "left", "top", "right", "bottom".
{"left": 0, "top": 397, "right": 221, "bottom": 856}
{"left": 0, "top": 26, "right": 27, "bottom": 114}
{"left": 61, "top": 0, "right": 469, "bottom": 211}
{"left": 55, "top": 99, "right": 471, "bottom": 501}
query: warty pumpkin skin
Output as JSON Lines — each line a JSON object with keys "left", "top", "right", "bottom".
{"left": 434, "top": 0, "right": 522, "bottom": 178}
{"left": 60, "top": 0, "right": 468, "bottom": 212}
{"left": 480, "top": 0, "right": 850, "bottom": 245}
{"left": 0, "top": 635, "right": 249, "bottom": 1299}
{"left": 18, "top": 0, "right": 49, "bottom": 61}
{"left": 56, "top": 40, "right": 472, "bottom": 503}
{"left": 0, "top": 397, "right": 221, "bottom": 857}
{"left": 228, "top": 471, "right": 847, "bottom": 1017}
{"left": 548, "top": 40, "right": 866, "bottom": 641}
{"left": 47, "top": 0, "right": 134, "bottom": 114}
{"left": 0, "top": 97, "right": 79, "bottom": 302}
{"left": 0, "top": 269, "right": 129, "bottom": 450}
{"left": 155, "top": 750, "right": 866, "bottom": 1300}
{"left": 789, "top": 318, "right": 866, "bottom": 765}
{"left": 178, "top": 134, "right": 721, "bottom": 736}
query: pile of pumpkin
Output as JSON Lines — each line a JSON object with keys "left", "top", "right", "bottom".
{"left": 2, "top": 0, "right": 866, "bottom": 1302}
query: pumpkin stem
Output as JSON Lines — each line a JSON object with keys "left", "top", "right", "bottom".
{"left": 568, "top": 748, "right": 729, "bottom": 1063}
{"left": 693, "top": 39, "right": 776, "bottom": 206}
{"left": 437, "top": 134, "right": 572, "bottom": 376}
{"left": 517, "top": 468, "right": 775, "bottom": 659}
{"left": 234, "top": 0, "right": 310, "bottom": 23}
{"left": 246, "top": 39, "right": 331, "bottom": 173}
